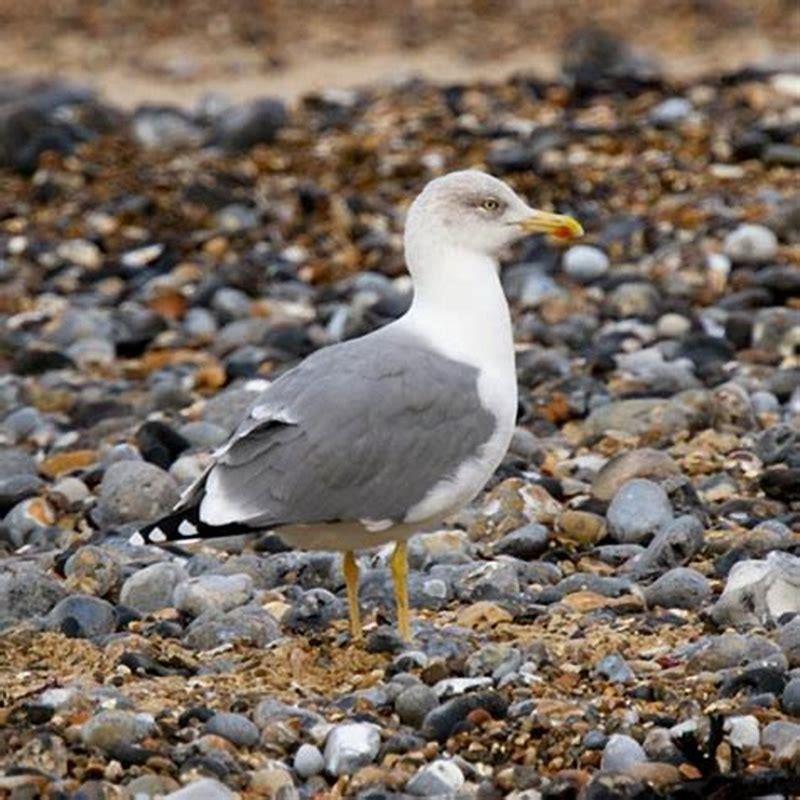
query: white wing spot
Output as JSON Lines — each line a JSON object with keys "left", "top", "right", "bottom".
{"left": 179, "top": 520, "right": 198, "bottom": 537}
{"left": 128, "top": 531, "right": 145, "bottom": 546}
{"left": 361, "top": 518, "right": 395, "bottom": 533}
{"left": 148, "top": 529, "right": 167, "bottom": 543}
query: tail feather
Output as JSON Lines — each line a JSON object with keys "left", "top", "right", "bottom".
{"left": 129, "top": 504, "right": 259, "bottom": 546}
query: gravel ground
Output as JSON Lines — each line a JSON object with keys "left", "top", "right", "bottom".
{"left": 0, "top": 25, "right": 799, "bottom": 800}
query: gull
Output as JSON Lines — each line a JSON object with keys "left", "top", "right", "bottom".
{"left": 133, "top": 170, "right": 583, "bottom": 641}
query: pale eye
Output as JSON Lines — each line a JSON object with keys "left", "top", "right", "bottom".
{"left": 481, "top": 198, "right": 500, "bottom": 212}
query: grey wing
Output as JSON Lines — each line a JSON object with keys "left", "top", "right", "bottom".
{"left": 191, "top": 331, "right": 497, "bottom": 529}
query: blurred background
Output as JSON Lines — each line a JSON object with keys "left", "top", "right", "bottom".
{"left": 0, "top": 0, "right": 797, "bottom": 106}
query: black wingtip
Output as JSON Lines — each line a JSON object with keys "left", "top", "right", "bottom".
{"left": 129, "top": 504, "right": 259, "bottom": 547}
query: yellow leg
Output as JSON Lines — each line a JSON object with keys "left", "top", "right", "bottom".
{"left": 343, "top": 551, "right": 362, "bottom": 641}
{"left": 391, "top": 540, "right": 412, "bottom": 642}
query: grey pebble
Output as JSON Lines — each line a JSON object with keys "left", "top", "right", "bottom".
{"left": 293, "top": 743, "right": 325, "bottom": 778}
{"left": 323, "top": 722, "right": 381, "bottom": 776}
{"left": 406, "top": 758, "right": 464, "bottom": 796}
{"left": 492, "top": 522, "right": 550, "bottom": 560}
{"left": 562, "top": 245, "right": 609, "bottom": 283}
{"left": 761, "top": 720, "right": 800, "bottom": 753}
{"left": 120, "top": 562, "right": 188, "bottom": 614}
{"left": 780, "top": 677, "right": 800, "bottom": 716}
{"left": 644, "top": 567, "right": 711, "bottom": 610}
{"left": 178, "top": 421, "right": 229, "bottom": 449}
{"left": 205, "top": 711, "right": 260, "bottom": 747}
{"left": 631, "top": 515, "right": 704, "bottom": 579}
{"left": 96, "top": 460, "right": 179, "bottom": 526}
{"left": 81, "top": 709, "right": 154, "bottom": 751}
{"left": 607, "top": 479, "right": 673, "bottom": 543}
{"left": 0, "top": 567, "right": 67, "bottom": 623}
{"left": 600, "top": 733, "right": 647, "bottom": 772}
{"left": 173, "top": 573, "right": 254, "bottom": 617}
{"left": 649, "top": 96, "right": 692, "bottom": 126}
{"left": 163, "top": 778, "right": 235, "bottom": 800}
{"left": 184, "top": 604, "right": 280, "bottom": 651}
{"left": 395, "top": 684, "right": 439, "bottom": 728}
{"left": 45, "top": 595, "right": 116, "bottom": 639}
{"left": 724, "top": 223, "right": 778, "bottom": 264}
{"left": 779, "top": 617, "right": 800, "bottom": 667}
{"left": 596, "top": 653, "right": 635, "bottom": 683}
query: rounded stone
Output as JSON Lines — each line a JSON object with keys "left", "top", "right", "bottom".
{"left": 643, "top": 567, "right": 711, "bottom": 610}
{"left": 395, "top": 684, "right": 439, "bottom": 729}
{"left": 120, "top": 562, "right": 188, "bottom": 614}
{"left": 779, "top": 617, "right": 800, "bottom": 667}
{"left": 173, "top": 573, "right": 254, "bottom": 618}
{"left": 649, "top": 97, "right": 692, "bottom": 126}
{"left": 406, "top": 758, "right": 465, "bottom": 796}
{"left": 81, "top": 710, "right": 154, "bottom": 752}
{"left": 607, "top": 479, "right": 673, "bottom": 543}
{"left": 493, "top": 523, "right": 550, "bottom": 559}
{"left": 563, "top": 245, "right": 610, "bottom": 283}
{"left": 64, "top": 545, "right": 121, "bottom": 597}
{"left": 781, "top": 677, "right": 800, "bottom": 716}
{"left": 293, "top": 743, "right": 325, "bottom": 778}
{"left": 323, "top": 722, "right": 381, "bottom": 776}
{"left": 96, "top": 461, "right": 179, "bottom": 526}
{"left": 724, "top": 223, "right": 778, "bottom": 264}
{"left": 205, "top": 712, "right": 260, "bottom": 747}
{"left": 601, "top": 733, "right": 647, "bottom": 773}
{"left": 45, "top": 595, "right": 116, "bottom": 639}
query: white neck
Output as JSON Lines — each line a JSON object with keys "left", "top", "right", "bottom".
{"left": 399, "top": 242, "right": 515, "bottom": 374}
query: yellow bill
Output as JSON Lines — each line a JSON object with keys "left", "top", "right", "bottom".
{"left": 517, "top": 211, "right": 584, "bottom": 242}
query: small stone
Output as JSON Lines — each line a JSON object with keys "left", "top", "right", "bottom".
{"left": 779, "top": 617, "right": 800, "bottom": 667}
{"left": 163, "top": 778, "right": 235, "bottom": 800}
{"left": 184, "top": 605, "right": 280, "bottom": 650}
{"left": 711, "top": 552, "right": 800, "bottom": 627}
{"left": 556, "top": 509, "right": 607, "bottom": 546}
{"left": 406, "top": 758, "right": 465, "bottom": 796}
{"left": 3, "top": 496, "right": 57, "bottom": 547}
{"left": 120, "top": 562, "right": 188, "bottom": 615}
{"left": 64, "top": 546, "right": 121, "bottom": 597}
{"left": 96, "top": 461, "right": 179, "bottom": 526}
{"left": 178, "top": 421, "right": 229, "bottom": 449}
{"left": 562, "top": 245, "right": 609, "bottom": 283}
{"left": 781, "top": 677, "right": 800, "bottom": 716}
{"left": 173, "top": 574, "right": 254, "bottom": 617}
{"left": 649, "top": 97, "right": 692, "bottom": 126}
{"left": 656, "top": 313, "right": 692, "bottom": 339}
{"left": 493, "top": 523, "right": 550, "bottom": 559}
{"left": 596, "top": 653, "right": 635, "bottom": 684}
{"left": 723, "top": 715, "right": 760, "bottom": 750}
{"left": 395, "top": 684, "right": 439, "bottom": 728}
{"left": 631, "top": 515, "right": 705, "bottom": 579}
{"left": 45, "top": 595, "right": 116, "bottom": 639}
{"left": 66, "top": 337, "right": 115, "bottom": 368}
{"left": 762, "top": 720, "right": 800, "bottom": 753}
{"left": 592, "top": 447, "right": 680, "bottom": 500}
{"left": 81, "top": 710, "right": 154, "bottom": 752}
{"left": 601, "top": 734, "right": 647, "bottom": 773}
{"left": 293, "top": 743, "right": 325, "bottom": 778}
{"left": 205, "top": 712, "right": 260, "bottom": 747}
{"left": 323, "top": 722, "right": 381, "bottom": 776}
{"left": 607, "top": 479, "right": 673, "bottom": 543}
{"left": 50, "top": 476, "right": 90, "bottom": 507}
{"left": 212, "top": 97, "right": 288, "bottom": 152}
{"left": 644, "top": 567, "right": 711, "bottom": 610}
{"left": 723, "top": 224, "right": 778, "bottom": 264}
{"left": 0, "top": 568, "right": 67, "bottom": 623}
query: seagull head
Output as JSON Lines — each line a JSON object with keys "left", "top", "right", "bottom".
{"left": 405, "top": 170, "right": 583, "bottom": 260}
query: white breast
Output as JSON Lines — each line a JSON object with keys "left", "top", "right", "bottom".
{"left": 398, "top": 248, "right": 518, "bottom": 524}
